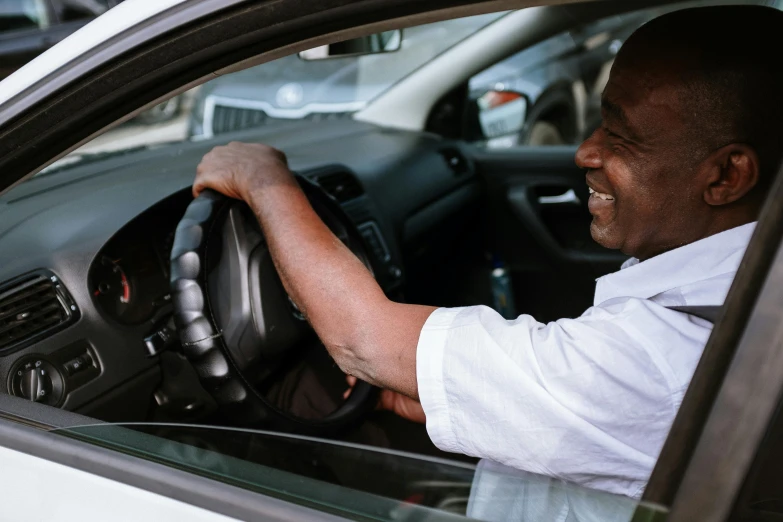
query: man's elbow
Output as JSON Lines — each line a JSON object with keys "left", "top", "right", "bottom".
{"left": 320, "top": 297, "right": 389, "bottom": 384}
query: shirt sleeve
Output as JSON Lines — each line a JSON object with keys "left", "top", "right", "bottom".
{"left": 416, "top": 302, "right": 705, "bottom": 498}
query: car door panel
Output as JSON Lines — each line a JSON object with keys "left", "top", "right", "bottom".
{"left": 473, "top": 145, "right": 626, "bottom": 320}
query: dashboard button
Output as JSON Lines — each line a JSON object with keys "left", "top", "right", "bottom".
{"left": 19, "top": 367, "right": 50, "bottom": 402}
{"left": 64, "top": 355, "right": 90, "bottom": 375}
{"left": 9, "top": 357, "right": 64, "bottom": 406}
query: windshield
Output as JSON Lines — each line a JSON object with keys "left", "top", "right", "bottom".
{"left": 34, "top": 12, "right": 505, "bottom": 175}
{"left": 51, "top": 423, "right": 666, "bottom": 521}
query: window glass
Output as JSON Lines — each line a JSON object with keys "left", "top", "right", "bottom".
{"left": 465, "top": 8, "right": 671, "bottom": 149}
{"left": 56, "top": 0, "right": 110, "bottom": 23}
{"left": 52, "top": 423, "right": 661, "bottom": 521}
{"left": 22, "top": 11, "right": 505, "bottom": 172}
{"left": 464, "top": 0, "right": 783, "bottom": 149}
{"left": 187, "top": 12, "right": 506, "bottom": 139}
{"left": 0, "top": 0, "right": 48, "bottom": 32}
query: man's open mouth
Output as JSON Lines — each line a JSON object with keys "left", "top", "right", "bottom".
{"left": 588, "top": 187, "right": 614, "bottom": 201}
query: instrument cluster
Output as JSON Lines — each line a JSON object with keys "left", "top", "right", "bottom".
{"left": 87, "top": 192, "right": 190, "bottom": 326}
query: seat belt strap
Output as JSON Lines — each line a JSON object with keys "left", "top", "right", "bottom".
{"left": 666, "top": 305, "right": 721, "bottom": 324}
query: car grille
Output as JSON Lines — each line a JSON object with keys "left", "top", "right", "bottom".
{"left": 210, "top": 105, "right": 353, "bottom": 135}
{"left": 0, "top": 272, "right": 78, "bottom": 353}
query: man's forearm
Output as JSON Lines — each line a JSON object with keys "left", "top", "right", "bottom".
{"left": 244, "top": 179, "right": 434, "bottom": 399}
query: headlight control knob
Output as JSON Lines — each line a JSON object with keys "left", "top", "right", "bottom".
{"left": 9, "top": 358, "right": 64, "bottom": 406}
{"left": 20, "top": 366, "right": 50, "bottom": 402}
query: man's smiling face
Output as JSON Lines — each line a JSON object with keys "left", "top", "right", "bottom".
{"left": 575, "top": 48, "right": 710, "bottom": 260}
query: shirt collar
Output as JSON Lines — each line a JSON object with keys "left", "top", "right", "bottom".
{"left": 594, "top": 222, "right": 757, "bottom": 306}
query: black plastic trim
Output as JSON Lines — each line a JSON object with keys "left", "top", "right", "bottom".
{"left": 0, "top": 269, "right": 80, "bottom": 356}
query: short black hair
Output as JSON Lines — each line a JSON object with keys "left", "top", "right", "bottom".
{"left": 620, "top": 5, "right": 783, "bottom": 189}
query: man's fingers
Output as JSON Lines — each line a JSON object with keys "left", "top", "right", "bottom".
{"left": 342, "top": 375, "right": 358, "bottom": 399}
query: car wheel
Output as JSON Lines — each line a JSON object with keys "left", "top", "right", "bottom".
{"left": 526, "top": 120, "right": 565, "bottom": 146}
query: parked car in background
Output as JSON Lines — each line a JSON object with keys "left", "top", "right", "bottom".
{"left": 187, "top": 13, "right": 506, "bottom": 139}
{"left": 468, "top": 9, "right": 658, "bottom": 146}
{"left": 188, "top": 7, "right": 664, "bottom": 146}
{"left": 0, "top": 0, "right": 119, "bottom": 80}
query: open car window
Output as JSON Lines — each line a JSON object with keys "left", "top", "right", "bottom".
{"left": 50, "top": 423, "right": 665, "bottom": 521}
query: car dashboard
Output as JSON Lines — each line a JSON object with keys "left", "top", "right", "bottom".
{"left": 0, "top": 119, "right": 480, "bottom": 419}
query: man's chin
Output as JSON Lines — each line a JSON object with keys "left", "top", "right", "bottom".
{"left": 590, "top": 222, "right": 623, "bottom": 251}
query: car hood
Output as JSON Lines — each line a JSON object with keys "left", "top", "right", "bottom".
{"left": 200, "top": 55, "right": 372, "bottom": 111}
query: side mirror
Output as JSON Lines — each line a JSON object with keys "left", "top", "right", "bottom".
{"left": 299, "top": 30, "right": 402, "bottom": 60}
{"left": 475, "top": 90, "right": 528, "bottom": 145}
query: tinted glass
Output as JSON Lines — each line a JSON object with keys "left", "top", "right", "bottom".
{"left": 52, "top": 423, "right": 663, "bottom": 521}
{"left": 0, "top": 0, "right": 47, "bottom": 32}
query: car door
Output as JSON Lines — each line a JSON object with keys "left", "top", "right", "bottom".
{"left": 472, "top": 145, "right": 625, "bottom": 321}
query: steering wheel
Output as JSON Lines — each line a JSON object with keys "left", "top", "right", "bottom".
{"left": 169, "top": 176, "right": 377, "bottom": 434}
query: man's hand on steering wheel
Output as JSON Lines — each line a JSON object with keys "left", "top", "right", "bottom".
{"left": 191, "top": 141, "right": 436, "bottom": 405}
{"left": 193, "top": 142, "right": 294, "bottom": 201}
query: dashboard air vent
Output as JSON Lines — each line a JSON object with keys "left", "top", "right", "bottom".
{"left": 315, "top": 170, "right": 365, "bottom": 203}
{"left": 0, "top": 272, "right": 78, "bottom": 353}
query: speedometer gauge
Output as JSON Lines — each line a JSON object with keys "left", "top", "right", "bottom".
{"left": 92, "top": 256, "right": 133, "bottom": 319}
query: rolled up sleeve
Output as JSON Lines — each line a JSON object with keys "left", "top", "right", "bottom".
{"left": 416, "top": 307, "right": 463, "bottom": 453}
{"left": 415, "top": 302, "right": 706, "bottom": 498}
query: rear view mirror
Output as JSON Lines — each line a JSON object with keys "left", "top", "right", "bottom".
{"left": 299, "top": 30, "right": 402, "bottom": 60}
{"left": 476, "top": 90, "right": 528, "bottom": 140}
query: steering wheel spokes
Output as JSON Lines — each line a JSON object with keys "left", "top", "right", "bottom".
{"left": 170, "top": 178, "right": 376, "bottom": 434}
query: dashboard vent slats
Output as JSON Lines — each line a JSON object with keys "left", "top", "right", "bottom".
{"left": 0, "top": 272, "right": 77, "bottom": 354}
{"left": 314, "top": 171, "right": 365, "bottom": 203}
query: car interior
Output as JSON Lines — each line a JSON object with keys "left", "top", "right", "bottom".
{"left": 0, "top": 0, "right": 780, "bottom": 518}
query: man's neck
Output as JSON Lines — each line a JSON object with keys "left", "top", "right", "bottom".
{"left": 634, "top": 212, "right": 758, "bottom": 262}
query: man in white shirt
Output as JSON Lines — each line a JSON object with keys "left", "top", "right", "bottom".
{"left": 191, "top": 5, "right": 783, "bottom": 499}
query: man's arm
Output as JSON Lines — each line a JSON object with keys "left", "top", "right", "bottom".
{"left": 193, "top": 142, "right": 435, "bottom": 400}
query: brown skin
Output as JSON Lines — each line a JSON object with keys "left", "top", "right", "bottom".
{"left": 576, "top": 44, "right": 760, "bottom": 260}
{"left": 193, "top": 143, "right": 433, "bottom": 421}
{"left": 193, "top": 41, "right": 762, "bottom": 424}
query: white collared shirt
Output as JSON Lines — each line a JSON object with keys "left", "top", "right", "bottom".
{"left": 416, "top": 222, "right": 756, "bottom": 499}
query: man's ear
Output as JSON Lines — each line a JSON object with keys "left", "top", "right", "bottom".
{"left": 702, "top": 143, "right": 760, "bottom": 206}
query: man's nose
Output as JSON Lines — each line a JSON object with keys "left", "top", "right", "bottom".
{"left": 575, "top": 129, "right": 602, "bottom": 170}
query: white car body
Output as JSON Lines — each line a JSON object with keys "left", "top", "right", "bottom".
{"left": 0, "top": 445, "right": 235, "bottom": 522}
{"left": 0, "top": 0, "right": 186, "bottom": 106}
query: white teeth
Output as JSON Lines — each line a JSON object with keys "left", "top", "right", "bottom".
{"left": 588, "top": 187, "right": 614, "bottom": 201}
